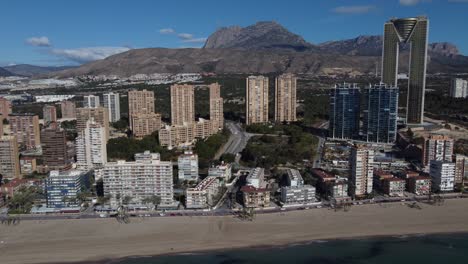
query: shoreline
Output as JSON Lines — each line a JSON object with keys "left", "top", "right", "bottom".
{"left": 1, "top": 199, "right": 468, "bottom": 264}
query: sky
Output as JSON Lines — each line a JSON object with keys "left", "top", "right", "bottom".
{"left": 1, "top": 0, "right": 467, "bottom": 66}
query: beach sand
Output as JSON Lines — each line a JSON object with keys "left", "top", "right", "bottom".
{"left": 1, "top": 199, "right": 468, "bottom": 264}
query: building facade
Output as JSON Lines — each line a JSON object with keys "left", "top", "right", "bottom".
{"left": 241, "top": 186, "right": 270, "bottom": 208}
{"left": 0, "top": 135, "right": 20, "bottom": 179}
{"left": 246, "top": 76, "right": 269, "bottom": 125}
{"left": 208, "top": 162, "right": 232, "bottom": 182}
{"left": 185, "top": 176, "right": 221, "bottom": 209}
{"left": 329, "top": 83, "right": 361, "bottom": 140}
{"left": 363, "top": 83, "right": 399, "bottom": 143}
{"left": 454, "top": 154, "right": 468, "bottom": 185}
{"left": 247, "top": 167, "right": 265, "bottom": 188}
{"left": 41, "top": 127, "right": 72, "bottom": 171}
{"left": 9, "top": 113, "right": 41, "bottom": 150}
{"left": 275, "top": 73, "right": 297, "bottom": 123}
{"left": 102, "top": 151, "right": 174, "bottom": 207}
{"left": 60, "top": 100, "right": 76, "bottom": 119}
{"left": 382, "top": 178, "right": 406, "bottom": 196}
{"left": 422, "top": 135, "right": 454, "bottom": 166}
{"left": 131, "top": 113, "right": 162, "bottom": 138}
{"left": 103, "top": 92, "right": 121, "bottom": 122}
{"left": 430, "top": 161, "right": 455, "bottom": 192}
{"left": 170, "top": 84, "right": 195, "bottom": 126}
{"left": 407, "top": 176, "right": 431, "bottom": 195}
{"left": 75, "top": 119, "right": 107, "bottom": 170}
{"left": 178, "top": 151, "right": 199, "bottom": 182}
{"left": 128, "top": 89, "right": 155, "bottom": 127}
{"left": 209, "top": 83, "right": 224, "bottom": 133}
{"left": 42, "top": 105, "right": 57, "bottom": 124}
{"left": 76, "top": 107, "right": 109, "bottom": 140}
{"left": 350, "top": 146, "right": 374, "bottom": 196}
{"left": 0, "top": 97, "right": 12, "bottom": 120}
{"left": 46, "top": 170, "right": 89, "bottom": 208}
{"left": 382, "top": 17, "right": 429, "bottom": 124}
{"left": 158, "top": 119, "right": 214, "bottom": 149}
{"left": 83, "top": 95, "right": 100, "bottom": 108}
{"left": 450, "top": 78, "right": 468, "bottom": 98}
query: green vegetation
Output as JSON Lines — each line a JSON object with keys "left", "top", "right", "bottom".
{"left": 194, "top": 129, "right": 231, "bottom": 169}
{"left": 141, "top": 195, "right": 161, "bottom": 210}
{"left": 7, "top": 186, "right": 43, "bottom": 214}
{"left": 111, "top": 117, "right": 129, "bottom": 132}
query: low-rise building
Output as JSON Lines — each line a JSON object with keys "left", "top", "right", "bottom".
{"left": 373, "top": 169, "right": 394, "bottom": 191}
{"left": 281, "top": 185, "right": 316, "bottom": 205}
{"left": 178, "top": 151, "right": 199, "bottom": 182}
{"left": 407, "top": 176, "right": 431, "bottom": 195}
{"left": 208, "top": 162, "right": 232, "bottom": 182}
{"left": 454, "top": 154, "right": 467, "bottom": 186}
{"left": 382, "top": 177, "right": 406, "bottom": 196}
{"left": 331, "top": 178, "right": 349, "bottom": 199}
{"left": 286, "top": 168, "right": 303, "bottom": 187}
{"left": 19, "top": 156, "right": 37, "bottom": 175}
{"left": 185, "top": 176, "right": 221, "bottom": 209}
{"left": 241, "top": 185, "right": 270, "bottom": 208}
{"left": 246, "top": 167, "right": 265, "bottom": 188}
{"left": 158, "top": 119, "right": 215, "bottom": 149}
{"left": 0, "top": 178, "right": 42, "bottom": 199}
{"left": 45, "top": 170, "right": 90, "bottom": 209}
{"left": 430, "top": 161, "right": 455, "bottom": 192}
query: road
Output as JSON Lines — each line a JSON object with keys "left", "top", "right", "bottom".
{"left": 214, "top": 121, "right": 253, "bottom": 160}
{"left": 312, "top": 121, "right": 328, "bottom": 168}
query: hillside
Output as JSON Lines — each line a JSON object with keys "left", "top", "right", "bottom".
{"left": 4, "top": 64, "right": 77, "bottom": 77}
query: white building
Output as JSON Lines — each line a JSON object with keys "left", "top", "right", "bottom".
{"left": 102, "top": 151, "right": 174, "bottom": 207}
{"left": 247, "top": 167, "right": 265, "bottom": 188}
{"left": 350, "top": 146, "right": 374, "bottom": 196}
{"left": 450, "top": 78, "right": 468, "bottom": 98}
{"left": 281, "top": 185, "right": 316, "bottom": 205}
{"left": 208, "top": 162, "right": 232, "bottom": 182}
{"left": 178, "top": 151, "right": 199, "bottom": 182}
{"left": 46, "top": 170, "right": 89, "bottom": 209}
{"left": 430, "top": 161, "right": 455, "bottom": 192}
{"left": 103, "top": 92, "right": 121, "bottom": 122}
{"left": 185, "top": 176, "right": 221, "bottom": 209}
{"left": 286, "top": 168, "right": 304, "bottom": 187}
{"left": 75, "top": 118, "right": 107, "bottom": 170}
{"left": 83, "top": 95, "right": 100, "bottom": 108}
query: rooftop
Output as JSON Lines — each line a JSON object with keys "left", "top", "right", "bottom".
{"left": 240, "top": 185, "right": 269, "bottom": 193}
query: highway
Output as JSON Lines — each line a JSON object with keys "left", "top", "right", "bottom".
{"left": 215, "top": 121, "right": 253, "bottom": 160}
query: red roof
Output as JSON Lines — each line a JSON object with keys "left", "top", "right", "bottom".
{"left": 2, "top": 179, "right": 40, "bottom": 188}
{"left": 311, "top": 169, "right": 335, "bottom": 181}
{"left": 241, "top": 185, "right": 269, "bottom": 193}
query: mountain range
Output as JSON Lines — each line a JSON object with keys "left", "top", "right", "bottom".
{"left": 42, "top": 21, "right": 468, "bottom": 78}
{"left": 0, "top": 67, "right": 14, "bottom": 77}
{"left": 3, "top": 64, "right": 76, "bottom": 77}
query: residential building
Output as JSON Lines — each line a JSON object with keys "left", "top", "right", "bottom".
{"left": 42, "top": 105, "right": 57, "bottom": 124}
{"left": 373, "top": 169, "right": 394, "bottom": 191}
{"left": 171, "top": 84, "right": 195, "bottom": 126}
{"left": 246, "top": 167, "right": 265, "bottom": 188}
{"left": 422, "top": 135, "right": 454, "bottom": 166}
{"left": 286, "top": 168, "right": 304, "bottom": 187}
{"left": 246, "top": 75, "right": 269, "bottom": 125}
{"left": 0, "top": 135, "right": 20, "bottom": 179}
{"left": 407, "top": 176, "right": 431, "bottom": 195}
{"left": 281, "top": 185, "right": 316, "bottom": 205}
{"left": 362, "top": 83, "right": 399, "bottom": 143}
{"left": 60, "top": 100, "right": 76, "bottom": 119}
{"left": 0, "top": 115, "right": 3, "bottom": 136}
{"left": 275, "top": 73, "right": 297, "bottom": 122}
{"left": 9, "top": 113, "right": 41, "bottom": 149}
{"left": 382, "top": 178, "right": 406, "bottom": 196}
{"left": 208, "top": 162, "right": 232, "bottom": 182}
{"left": 185, "top": 176, "right": 221, "bottom": 209}
{"left": 83, "top": 95, "right": 100, "bottom": 108}
{"left": 102, "top": 151, "right": 174, "bottom": 207}
{"left": 75, "top": 118, "right": 107, "bottom": 170}
{"left": 0, "top": 97, "right": 12, "bottom": 119}
{"left": 329, "top": 83, "right": 360, "bottom": 140}
{"left": 454, "top": 154, "right": 468, "bottom": 185}
{"left": 131, "top": 113, "right": 162, "bottom": 138}
{"left": 128, "top": 89, "right": 155, "bottom": 127}
{"left": 430, "top": 160, "right": 455, "bottom": 192}
{"left": 0, "top": 178, "right": 41, "bottom": 199}
{"left": 209, "top": 83, "right": 224, "bottom": 132}
{"left": 382, "top": 16, "right": 429, "bottom": 124}
{"left": 46, "top": 170, "right": 90, "bottom": 208}
{"left": 450, "top": 78, "right": 468, "bottom": 98}
{"left": 20, "top": 156, "right": 36, "bottom": 175}
{"left": 158, "top": 119, "right": 214, "bottom": 149}
{"left": 350, "top": 146, "right": 374, "bottom": 196}
{"left": 241, "top": 186, "right": 270, "bottom": 208}
{"left": 76, "top": 107, "right": 109, "bottom": 140}
{"left": 103, "top": 92, "right": 121, "bottom": 122}
{"left": 178, "top": 151, "right": 199, "bottom": 182}
{"left": 331, "top": 178, "right": 349, "bottom": 199}
{"left": 41, "top": 126, "right": 72, "bottom": 171}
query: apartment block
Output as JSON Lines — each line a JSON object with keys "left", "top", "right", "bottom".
{"left": 281, "top": 185, "right": 316, "bottom": 205}
{"left": 407, "top": 176, "right": 431, "bottom": 195}
{"left": 102, "top": 151, "right": 174, "bottom": 207}
{"left": 83, "top": 95, "right": 100, "bottom": 108}
{"left": 185, "top": 176, "right": 221, "bottom": 209}
{"left": 46, "top": 170, "right": 90, "bottom": 208}
{"left": 208, "top": 162, "right": 232, "bottom": 182}
{"left": 450, "top": 78, "right": 468, "bottom": 98}
{"left": 128, "top": 89, "right": 155, "bottom": 127}
{"left": 20, "top": 156, "right": 36, "bottom": 175}
{"left": 246, "top": 76, "right": 269, "bottom": 125}
{"left": 430, "top": 160, "right": 455, "bottom": 192}
{"left": 329, "top": 83, "right": 360, "bottom": 140}
{"left": 75, "top": 118, "right": 107, "bottom": 170}
{"left": 42, "top": 105, "right": 57, "bottom": 124}
{"left": 158, "top": 119, "right": 214, "bottom": 149}
{"left": 0, "top": 97, "right": 12, "bottom": 119}
{"left": 60, "top": 100, "right": 76, "bottom": 119}
{"left": 9, "top": 113, "right": 41, "bottom": 149}
{"left": 209, "top": 83, "right": 224, "bottom": 132}
{"left": 131, "top": 113, "right": 162, "bottom": 138}
{"left": 178, "top": 151, "right": 199, "bottom": 182}
{"left": 76, "top": 107, "right": 109, "bottom": 140}
{"left": 103, "top": 92, "right": 121, "bottom": 122}
{"left": 171, "top": 84, "right": 195, "bottom": 126}
{"left": 246, "top": 167, "right": 265, "bottom": 188}
{"left": 422, "top": 135, "right": 454, "bottom": 166}
{"left": 350, "top": 146, "right": 374, "bottom": 196}
{"left": 286, "top": 168, "right": 304, "bottom": 187}
{"left": 241, "top": 186, "right": 270, "bottom": 208}
{"left": 275, "top": 73, "right": 297, "bottom": 123}
{"left": 0, "top": 135, "right": 21, "bottom": 179}
{"left": 382, "top": 178, "right": 406, "bottom": 196}
{"left": 454, "top": 154, "right": 467, "bottom": 185}
{"left": 41, "top": 127, "right": 72, "bottom": 171}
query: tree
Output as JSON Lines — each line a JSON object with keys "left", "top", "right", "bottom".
{"left": 122, "top": 196, "right": 132, "bottom": 205}
{"left": 97, "top": 194, "right": 111, "bottom": 205}
{"left": 142, "top": 195, "right": 161, "bottom": 210}
{"left": 7, "top": 186, "right": 42, "bottom": 214}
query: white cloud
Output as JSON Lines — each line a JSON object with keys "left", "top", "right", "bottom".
{"left": 159, "top": 28, "right": 175, "bottom": 34}
{"left": 49, "top": 47, "right": 130, "bottom": 63}
{"left": 26, "top": 36, "right": 51, "bottom": 47}
{"left": 331, "top": 5, "right": 375, "bottom": 14}
{"left": 181, "top": 37, "right": 207, "bottom": 43}
{"left": 177, "top": 33, "right": 194, "bottom": 40}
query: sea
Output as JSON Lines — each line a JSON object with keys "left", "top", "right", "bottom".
{"left": 104, "top": 233, "right": 468, "bottom": 264}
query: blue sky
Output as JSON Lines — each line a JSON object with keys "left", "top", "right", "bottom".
{"left": 1, "top": 0, "right": 467, "bottom": 66}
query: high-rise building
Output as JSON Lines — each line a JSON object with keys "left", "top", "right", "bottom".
{"left": 76, "top": 107, "right": 109, "bottom": 140}
{"left": 128, "top": 89, "right": 155, "bottom": 127}
{"left": 362, "top": 83, "right": 399, "bottom": 143}
{"left": 75, "top": 118, "right": 107, "bottom": 170}
{"left": 46, "top": 170, "right": 90, "bottom": 208}
{"left": 42, "top": 105, "right": 57, "bottom": 124}
{"left": 102, "top": 151, "right": 174, "bottom": 207}
{"left": 103, "top": 92, "right": 121, "bottom": 122}
{"left": 328, "top": 83, "right": 360, "bottom": 140}
{"left": 454, "top": 154, "right": 467, "bottom": 185}
{"left": 130, "top": 113, "right": 162, "bottom": 138}
{"left": 430, "top": 160, "right": 455, "bottom": 192}
{"left": 275, "top": 73, "right": 297, "bottom": 123}
{"left": 83, "top": 95, "right": 100, "bottom": 108}
{"left": 382, "top": 17, "right": 429, "bottom": 124}
{"left": 159, "top": 118, "right": 214, "bottom": 150}
{"left": 0, "top": 135, "right": 21, "bottom": 179}
{"left": 178, "top": 151, "right": 199, "bottom": 182}
{"left": 171, "top": 84, "right": 195, "bottom": 126}
{"left": 41, "top": 127, "right": 72, "bottom": 171}
{"left": 246, "top": 76, "right": 269, "bottom": 125}
{"left": 450, "top": 78, "right": 468, "bottom": 98}
{"left": 209, "top": 83, "right": 224, "bottom": 132}
{"left": 350, "top": 146, "right": 374, "bottom": 196}
{"left": 60, "top": 100, "right": 76, "bottom": 119}
{"left": 9, "top": 113, "right": 41, "bottom": 150}
{"left": 422, "top": 135, "right": 454, "bottom": 166}
{"left": 0, "top": 115, "right": 3, "bottom": 136}
{"left": 0, "top": 97, "right": 12, "bottom": 120}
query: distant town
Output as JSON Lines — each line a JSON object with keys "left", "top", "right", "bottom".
{"left": 1, "top": 16, "right": 468, "bottom": 225}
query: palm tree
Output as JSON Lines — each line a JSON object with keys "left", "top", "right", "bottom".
{"left": 142, "top": 195, "right": 161, "bottom": 210}
{"left": 122, "top": 196, "right": 132, "bottom": 205}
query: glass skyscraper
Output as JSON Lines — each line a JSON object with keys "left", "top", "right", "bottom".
{"left": 381, "top": 17, "right": 428, "bottom": 124}
{"left": 329, "top": 83, "right": 360, "bottom": 140}
{"left": 363, "top": 83, "right": 399, "bottom": 144}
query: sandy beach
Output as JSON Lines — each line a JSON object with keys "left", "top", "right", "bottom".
{"left": 1, "top": 199, "right": 468, "bottom": 264}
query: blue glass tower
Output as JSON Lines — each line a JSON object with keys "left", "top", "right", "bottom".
{"left": 329, "top": 83, "right": 361, "bottom": 140}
